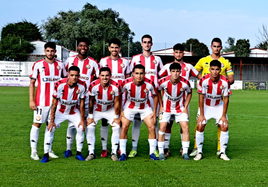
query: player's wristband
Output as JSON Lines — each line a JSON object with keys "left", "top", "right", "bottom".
{"left": 89, "top": 114, "right": 93, "bottom": 119}
{"left": 114, "top": 114, "right": 119, "bottom": 118}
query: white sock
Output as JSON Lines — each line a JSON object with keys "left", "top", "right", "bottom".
{"left": 111, "top": 125, "right": 120, "bottom": 154}
{"left": 164, "top": 133, "right": 171, "bottom": 149}
{"left": 30, "top": 125, "right": 39, "bottom": 154}
{"left": 66, "top": 125, "right": 76, "bottom": 151}
{"left": 148, "top": 139, "right": 156, "bottom": 155}
{"left": 76, "top": 125, "right": 85, "bottom": 153}
{"left": 100, "top": 125, "right": 108, "bottom": 150}
{"left": 119, "top": 139, "right": 127, "bottom": 154}
{"left": 86, "top": 125, "right": 96, "bottom": 154}
{"left": 220, "top": 131, "right": 229, "bottom": 154}
{"left": 182, "top": 141, "right": 190, "bottom": 154}
{"left": 158, "top": 141, "right": 165, "bottom": 154}
{"left": 44, "top": 127, "right": 55, "bottom": 154}
{"left": 132, "top": 119, "right": 141, "bottom": 151}
{"left": 196, "top": 131, "right": 204, "bottom": 153}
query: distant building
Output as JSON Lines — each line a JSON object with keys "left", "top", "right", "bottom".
{"left": 28, "top": 40, "right": 70, "bottom": 62}
{"left": 221, "top": 48, "right": 268, "bottom": 58}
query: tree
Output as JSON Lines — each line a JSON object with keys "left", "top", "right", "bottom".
{"left": 256, "top": 41, "right": 268, "bottom": 50}
{"left": 234, "top": 39, "right": 250, "bottom": 57}
{"left": 182, "top": 38, "right": 209, "bottom": 56}
{"left": 222, "top": 37, "right": 236, "bottom": 53}
{"left": 1, "top": 20, "right": 42, "bottom": 41}
{"left": 0, "top": 35, "right": 35, "bottom": 61}
{"left": 42, "top": 3, "right": 141, "bottom": 61}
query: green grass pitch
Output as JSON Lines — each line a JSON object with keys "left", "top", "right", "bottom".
{"left": 0, "top": 87, "right": 268, "bottom": 186}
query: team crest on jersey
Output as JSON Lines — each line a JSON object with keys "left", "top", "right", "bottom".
{"left": 110, "top": 91, "right": 115, "bottom": 95}
{"left": 36, "top": 116, "right": 41, "bottom": 121}
{"left": 57, "top": 65, "right": 61, "bottom": 70}
{"left": 144, "top": 88, "right": 149, "bottom": 93}
{"left": 220, "top": 85, "right": 225, "bottom": 90}
{"left": 153, "top": 60, "right": 157, "bottom": 64}
{"left": 120, "top": 63, "right": 125, "bottom": 68}
{"left": 184, "top": 67, "right": 189, "bottom": 71}
{"left": 180, "top": 88, "right": 184, "bottom": 92}
{"left": 86, "top": 64, "right": 91, "bottom": 69}
{"left": 76, "top": 89, "right": 81, "bottom": 94}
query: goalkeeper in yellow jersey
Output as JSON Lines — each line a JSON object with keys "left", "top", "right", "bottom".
{"left": 190, "top": 37, "right": 234, "bottom": 156}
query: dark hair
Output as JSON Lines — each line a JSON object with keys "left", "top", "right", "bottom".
{"left": 69, "top": 66, "right": 80, "bottom": 73}
{"left": 77, "top": 37, "right": 90, "bottom": 46}
{"left": 169, "top": 62, "right": 181, "bottom": 71}
{"left": 133, "top": 64, "right": 145, "bottom": 72}
{"left": 173, "top": 43, "right": 184, "bottom": 51}
{"left": 44, "top": 42, "right": 56, "bottom": 50}
{"left": 210, "top": 60, "right": 221, "bottom": 69}
{"left": 141, "top": 34, "right": 153, "bottom": 42}
{"left": 211, "top": 38, "right": 222, "bottom": 46}
{"left": 109, "top": 38, "right": 121, "bottom": 47}
{"left": 99, "top": 67, "right": 111, "bottom": 75}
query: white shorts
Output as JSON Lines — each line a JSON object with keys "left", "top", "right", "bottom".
{"left": 124, "top": 107, "right": 153, "bottom": 121}
{"left": 91, "top": 107, "right": 118, "bottom": 126}
{"left": 33, "top": 106, "right": 50, "bottom": 124}
{"left": 52, "top": 108, "right": 82, "bottom": 128}
{"left": 159, "top": 111, "right": 189, "bottom": 123}
{"left": 133, "top": 96, "right": 159, "bottom": 120}
{"left": 197, "top": 103, "right": 228, "bottom": 125}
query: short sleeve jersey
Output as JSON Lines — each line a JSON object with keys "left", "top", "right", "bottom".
{"left": 194, "top": 55, "right": 233, "bottom": 76}
{"left": 122, "top": 77, "right": 157, "bottom": 110}
{"left": 99, "top": 56, "right": 130, "bottom": 85}
{"left": 30, "top": 59, "right": 67, "bottom": 107}
{"left": 53, "top": 78, "right": 87, "bottom": 115}
{"left": 129, "top": 54, "right": 163, "bottom": 87}
{"left": 88, "top": 79, "right": 121, "bottom": 112}
{"left": 197, "top": 74, "right": 232, "bottom": 106}
{"left": 159, "top": 62, "right": 199, "bottom": 81}
{"left": 158, "top": 76, "right": 192, "bottom": 113}
{"left": 64, "top": 55, "right": 100, "bottom": 87}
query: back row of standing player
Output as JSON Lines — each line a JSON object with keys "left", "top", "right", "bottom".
{"left": 29, "top": 34, "right": 234, "bottom": 162}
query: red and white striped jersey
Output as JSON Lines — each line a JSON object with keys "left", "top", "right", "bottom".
{"left": 158, "top": 76, "right": 192, "bottom": 113}
{"left": 53, "top": 78, "right": 87, "bottom": 115}
{"left": 197, "top": 74, "right": 231, "bottom": 106}
{"left": 129, "top": 54, "right": 163, "bottom": 87}
{"left": 122, "top": 77, "right": 157, "bottom": 110}
{"left": 159, "top": 62, "right": 198, "bottom": 81}
{"left": 30, "top": 59, "right": 67, "bottom": 107}
{"left": 64, "top": 55, "right": 100, "bottom": 87}
{"left": 99, "top": 56, "right": 130, "bottom": 85}
{"left": 88, "top": 79, "right": 121, "bottom": 112}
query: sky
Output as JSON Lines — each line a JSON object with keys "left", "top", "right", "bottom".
{"left": 1, "top": 0, "right": 268, "bottom": 51}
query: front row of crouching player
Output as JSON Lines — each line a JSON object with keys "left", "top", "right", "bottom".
{"left": 40, "top": 60, "right": 231, "bottom": 163}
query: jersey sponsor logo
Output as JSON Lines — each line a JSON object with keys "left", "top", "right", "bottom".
{"left": 42, "top": 77, "right": 60, "bottom": 82}
{"left": 60, "top": 100, "right": 78, "bottom": 105}
{"left": 35, "top": 116, "right": 41, "bottom": 121}
{"left": 120, "top": 63, "right": 125, "bottom": 68}
{"left": 96, "top": 99, "right": 114, "bottom": 105}
{"left": 167, "top": 95, "right": 181, "bottom": 102}
{"left": 129, "top": 97, "right": 146, "bottom": 103}
{"left": 146, "top": 70, "right": 156, "bottom": 75}
{"left": 86, "top": 64, "right": 91, "bottom": 69}
{"left": 80, "top": 76, "right": 89, "bottom": 80}
{"left": 206, "top": 95, "right": 222, "bottom": 99}
{"left": 111, "top": 75, "right": 124, "bottom": 79}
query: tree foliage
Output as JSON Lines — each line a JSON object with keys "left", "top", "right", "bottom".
{"left": 182, "top": 38, "right": 209, "bottom": 56}
{"left": 0, "top": 35, "right": 35, "bottom": 61}
{"left": 222, "top": 37, "right": 236, "bottom": 53}
{"left": 234, "top": 39, "right": 251, "bottom": 57}
{"left": 42, "top": 3, "right": 141, "bottom": 61}
{"left": 1, "top": 20, "right": 42, "bottom": 41}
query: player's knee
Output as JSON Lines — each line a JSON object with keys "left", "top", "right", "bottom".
{"left": 33, "top": 123, "right": 41, "bottom": 128}
{"left": 87, "top": 123, "right": 96, "bottom": 130}
{"left": 148, "top": 124, "right": 155, "bottom": 132}
{"left": 158, "top": 131, "right": 165, "bottom": 135}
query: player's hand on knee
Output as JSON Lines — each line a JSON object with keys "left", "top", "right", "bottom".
{"left": 47, "top": 122, "right": 56, "bottom": 132}
{"left": 86, "top": 118, "right": 95, "bottom": 126}
{"left": 197, "top": 115, "right": 206, "bottom": 126}
{"left": 182, "top": 108, "right": 189, "bottom": 116}
{"left": 112, "top": 118, "right": 120, "bottom": 126}
{"left": 78, "top": 121, "right": 85, "bottom": 131}
{"left": 30, "top": 101, "right": 37, "bottom": 110}
{"left": 218, "top": 116, "right": 228, "bottom": 128}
